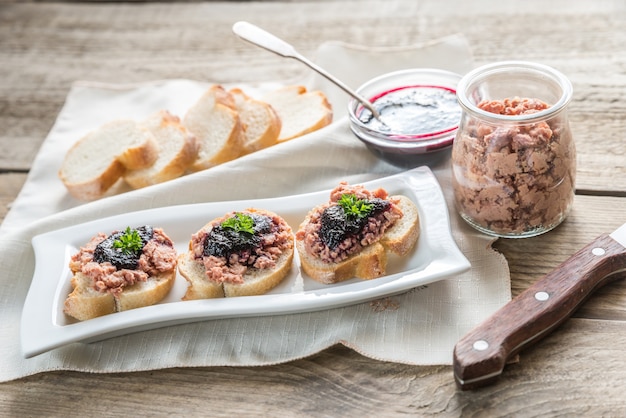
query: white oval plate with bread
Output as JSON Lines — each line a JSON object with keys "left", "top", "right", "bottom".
{"left": 21, "top": 166, "right": 470, "bottom": 358}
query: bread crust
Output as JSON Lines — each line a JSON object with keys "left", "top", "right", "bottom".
{"left": 59, "top": 85, "right": 334, "bottom": 199}
{"left": 114, "top": 270, "right": 176, "bottom": 312}
{"left": 178, "top": 208, "right": 295, "bottom": 299}
{"left": 63, "top": 270, "right": 176, "bottom": 321}
{"left": 61, "top": 160, "right": 126, "bottom": 202}
{"left": 297, "top": 240, "right": 387, "bottom": 284}
{"left": 117, "top": 137, "right": 159, "bottom": 170}
{"left": 178, "top": 252, "right": 225, "bottom": 300}
{"left": 63, "top": 273, "right": 117, "bottom": 320}
{"left": 262, "top": 85, "right": 333, "bottom": 142}
{"left": 296, "top": 194, "right": 420, "bottom": 284}
{"left": 380, "top": 195, "right": 421, "bottom": 256}
{"left": 63, "top": 227, "right": 178, "bottom": 321}
{"left": 124, "top": 110, "right": 199, "bottom": 189}
{"left": 223, "top": 249, "right": 293, "bottom": 297}
{"left": 230, "top": 88, "right": 282, "bottom": 154}
{"left": 183, "top": 85, "right": 245, "bottom": 171}
{"left": 59, "top": 119, "right": 158, "bottom": 201}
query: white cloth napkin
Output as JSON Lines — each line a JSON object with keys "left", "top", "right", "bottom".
{"left": 0, "top": 34, "right": 511, "bottom": 382}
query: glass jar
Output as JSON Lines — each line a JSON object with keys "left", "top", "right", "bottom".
{"left": 451, "top": 61, "right": 576, "bottom": 238}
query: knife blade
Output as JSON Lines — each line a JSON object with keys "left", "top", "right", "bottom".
{"left": 453, "top": 222, "right": 626, "bottom": 390}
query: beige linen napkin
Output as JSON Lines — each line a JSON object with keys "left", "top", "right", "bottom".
{"left": 0, "top": 34, "right": 510, "bottom": 382}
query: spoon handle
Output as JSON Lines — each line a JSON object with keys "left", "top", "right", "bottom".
{"left": 232, "top": 21, "right": 380, "bottom": 119}
{"left": 232, "top": 21, "right": 300, "bottom": 59}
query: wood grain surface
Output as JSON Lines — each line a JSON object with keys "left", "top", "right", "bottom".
{"left": 1, "top": 1, "right": 626, "bottom": 416}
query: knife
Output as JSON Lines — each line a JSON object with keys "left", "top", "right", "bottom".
{"left": 453, "top": 222, "right": 626, "bottom": 390}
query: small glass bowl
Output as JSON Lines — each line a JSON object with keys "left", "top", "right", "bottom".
{"left": 348, "top": 68, "right": 463, "bottom": 166}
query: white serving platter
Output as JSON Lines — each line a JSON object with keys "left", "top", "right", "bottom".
{"left": 21, "top": 166, "right": 470, "bottom": 358}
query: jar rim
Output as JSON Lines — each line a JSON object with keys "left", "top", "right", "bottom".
{"left": 456, "top": 61, "right": 573, "bottom": 124}
{"left": 347, "top": 68, "right": 462, "bottom": 144}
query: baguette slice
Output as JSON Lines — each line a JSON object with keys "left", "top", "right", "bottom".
{"left": 177, "top": 252, "right": 225, "bottom": 300}
{"left": 178, "top": 209, "right": 295, "bottom": 300}
{"left": 297, "top": 240, "right": 388, "bottom": 284}
{"left": 296, "top": 195, "right": 420, "bottom": 284}
{"left": 224, "top": 248, "right": 293, "bottom": 297}
{"left": 262, "top": 85, "right": 333, "bottom": 142}
{"left": 183, "top": 85, "right": 245, "bottom": 171}
{"left": 178, "top": 246, "right": 294, "bottom": 299}
{"left": 380, "top": 195, "right": 421, "bottom": 256}
{"left": 124, "top": 110, "right": 199, "bottom": 189}
{"left": 59, "top": 119, "right": 159, "bottom": 201}
{"left": 64, "top": 270, "right": 176, "bottom": 321}
{"left": 229, "top": 88, "right": 281, "bottom": 154}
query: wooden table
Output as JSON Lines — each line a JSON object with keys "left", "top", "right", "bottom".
{"left": 2, "top": 1, "right": 625, "bottom": 415}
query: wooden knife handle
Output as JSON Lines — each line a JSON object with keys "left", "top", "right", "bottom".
{"left": 453, "top": 234, "right": 626, "bottom": 390}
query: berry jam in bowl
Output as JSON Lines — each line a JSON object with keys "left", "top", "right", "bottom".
{"left": 348, "top": 69, "right": 463, "bottom": 167}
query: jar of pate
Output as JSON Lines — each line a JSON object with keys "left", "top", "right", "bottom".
{"left": 451, "top": 61, "right": 576, "bottom": 238}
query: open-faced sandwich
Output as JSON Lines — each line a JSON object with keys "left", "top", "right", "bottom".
{"left": 64, "top": 225, "right": 178, "bottom": 321}
{"left": 178, "top": 208, "right": 295, "bottom": 299}
{"left": 295, "top": 182, "right": 420, "bottom": 284}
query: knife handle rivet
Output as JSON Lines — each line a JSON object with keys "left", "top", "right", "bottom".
{"left": 535, "top": 291, "right": 550, "bottom": 302}
{"left": 473, "top": 340, "right": 489, "bottom": 351}
{"left": 592, "top": 247, "right": 606, "bottom": 256}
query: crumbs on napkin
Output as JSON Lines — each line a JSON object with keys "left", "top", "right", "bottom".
{"left": 369, "top": 297, "right": 400, "bottom": 312}
{"left": 369, "top": 285, "right": 430, "bottom": 312}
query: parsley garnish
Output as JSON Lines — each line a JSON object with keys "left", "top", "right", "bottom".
{"left": 221, "top": 213, "right": 255, "bottom": 234}
{"left": 337, "top": 194, "right": 373, "bottom": 219}
{"left": 112, "top": 227, "right": 144, "bottom": 254}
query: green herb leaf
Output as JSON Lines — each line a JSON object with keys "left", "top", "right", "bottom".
{"left": 337, "top": 194, "right": 373, "bottom": 219}
{"left": 221, "top": 213, "right": 255, "bottom": 234}
{"left": 112, "top": 227, "right": 144, "bottom": 254}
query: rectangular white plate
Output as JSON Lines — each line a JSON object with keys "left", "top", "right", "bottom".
{"left": 21, "top": 167, "right": 470, "bottom": 358}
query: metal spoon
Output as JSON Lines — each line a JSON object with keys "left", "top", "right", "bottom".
{"left": 232, "top": 21, "right": 381, "bottom": 120}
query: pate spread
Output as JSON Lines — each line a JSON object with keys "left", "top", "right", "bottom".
{"left": 296, "top": 183, "right": 403, "bottom": 263}
{"left": 191, "top": 211, "right": 293, "bottom": 285}
{"left": 70, "top": 226, "right": 177, "bottom": 294}
{"left": 452, "top": 97, "right": 576, "bottom": 235}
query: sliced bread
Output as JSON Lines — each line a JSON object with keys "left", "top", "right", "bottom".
{"left": 297, "top": 240, "right": 387, "bottom": 284}
{"left": 229, "top": 88, "right": 281, "bottom": 154}
{"left": 183, "top": 85, "right": 245, "bottom": 171}
{"left": 178, "top": 208, "right": 295, "bottom": 300}
{"left": 64, "top": 270, "right": 176, "bottom": 321}
{"left": 64, "top": 227, "right": 178, "bottom": 321}
{"left": 59, "top": 119, "right": 158, "bottom": 201}
{"left": 177, "top": 252, "right": 225, "bottom": 300}
{"left": 296, "top": 194, "right": 420, "bottom": 284}
{"left": 262, "top": 85, "right": 333, "bottom": 142}
{"left": 178, "top": 246, "right": 294, "bottom": 299}
{"left": 380, "top": 195, "right": 421, "bottom": 256}
{"left": 223, "top": 248, "right": 293, "bottom": 297}
{"left": 124, "top": 110, "right": 199, "bottom": 189}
